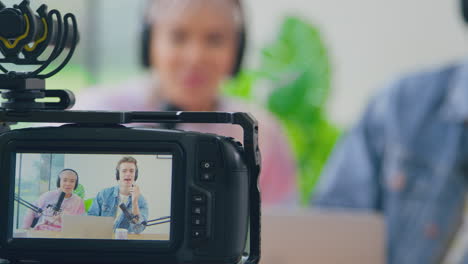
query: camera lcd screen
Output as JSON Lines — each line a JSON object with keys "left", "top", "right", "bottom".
{"left": 12, "top": 153, "right": 172, "bottom": 242}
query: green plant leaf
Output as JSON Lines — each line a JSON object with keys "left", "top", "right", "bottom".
{"left": 84, "top": 198, "right": 94, "bottom": 213}
{"left": 224, "top": 15, "right": 341, "bottom": 206}
{"left": 73, "top": 184, "right": 85, "bottom": 199}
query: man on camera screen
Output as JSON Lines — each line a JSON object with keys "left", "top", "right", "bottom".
{"left": 88, "top": 157, "right": 149, "bottom": 234}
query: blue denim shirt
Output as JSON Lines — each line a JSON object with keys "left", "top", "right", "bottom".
{"left": 88, "top": 186, "right": 149, "bottom": 234}
{"left": 314, "top": 61, "right": 468, "bottom": 264}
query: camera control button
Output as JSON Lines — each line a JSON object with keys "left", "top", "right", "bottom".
{"left": 192, "top": 206, "right": 205, "bottom": 215}
{"left": 192, "top": 194, "right": 206, "bottom": 203}
{"left": 201, "top": 161, "right": 215, "bottom": 169}
{"left": 200, "top": 172, "right": 215, "bottom": 182}
{"left": 192, "top": 229, "right": 206, "bottom": 239}
{"left": 192, "top": 216, "right": 206, "bottom": 226}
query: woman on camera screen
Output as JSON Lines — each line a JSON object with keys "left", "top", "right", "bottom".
{"left": 76, "top": 0, "right": 297, "bottom": 206}
{"left": 22, "top": 169, "right": 85, "bottom": 231}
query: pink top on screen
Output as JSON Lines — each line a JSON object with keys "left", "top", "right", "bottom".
{"left": 23, "top": 190, "right": 85, "bottom": 231}
{"left": 73, "top": 78, "right": 298, "bottom": 206}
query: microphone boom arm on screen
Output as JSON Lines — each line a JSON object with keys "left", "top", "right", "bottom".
{"left": 14, "top": 193, "right": 43, "bottom": 228}
{"left": 142, "top": 216, "right": 171, "bottom": 227}
{"left": 14, "top": 193, "right": 42, "bottom": 214}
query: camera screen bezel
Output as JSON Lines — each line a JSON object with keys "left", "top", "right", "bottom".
{"left": 0, "top": 138, "right": 186, "bottom": 255}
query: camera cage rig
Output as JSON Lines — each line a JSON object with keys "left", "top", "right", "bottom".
{"left": 0, "top": 1, "right": 262, "bottom": 264}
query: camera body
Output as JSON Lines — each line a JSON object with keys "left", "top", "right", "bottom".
{"left": 0, "top": 111, "right": 261, "bottom": 264}
{"left": 0, "top": 2, "right": 261, "bottom": 263}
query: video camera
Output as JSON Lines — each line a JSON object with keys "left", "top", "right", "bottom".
{"left": 0, "top": 1, "right": 261, "bottom": 264}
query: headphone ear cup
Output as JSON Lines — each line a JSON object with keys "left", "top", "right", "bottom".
{"left": 74, "top": 177, "right": 79, "bottom": 190}
{"left": 231, "top": 29, "right": 246, "bottom": 77}
{"left": 116, "top": 168, "right": 138, "bottom": 180}
{"left": 141, "top": 23, "right": 246, "bottom": 76}
{"left": 462, "top": 0, "right": 468, "bottom": 24}
{"left": 56, "top": 175, "right": 79, "bottom": 190}
{"left": 141, "top": 23, "right": 152, "bottom": 68}
{"left": 56, "top": 169, "right": 79, "bottom": 191}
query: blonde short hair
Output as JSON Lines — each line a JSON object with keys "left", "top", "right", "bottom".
{"left": 145, "top": 0, "right": 244, "bottom": 30}
{"left": 116, "top": 156, "right": 138, "bottom": 170}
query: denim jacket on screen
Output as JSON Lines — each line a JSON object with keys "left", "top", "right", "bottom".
{"left": 88, "top": 186, "right": 148, "bottom": 234}
{"left": 314, "top": 61, "right": 468, "bottom": 264}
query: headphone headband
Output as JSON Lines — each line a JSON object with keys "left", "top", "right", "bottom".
{"left": 115, "top": 158, "right": 139, "bottom": 181}
{"left": 140, "top": 0, "right": 246, "bottom": 76}
{"left": 56, "top": 168, "right": 79, "bottom": 191}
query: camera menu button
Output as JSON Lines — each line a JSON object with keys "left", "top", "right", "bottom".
{"left": 200, "top": 172, "right": 215, "bottom": 182}
{"left": 192, "top": 216, "right": 206, "bottom": 226}
{"left": 192, "top": 229, "right": 206, "bottom": 239}
{"left": 192, "top": 194, "right": 206, "bottom": 203}
{"left": 192, "top": 206, "right": 205, "bottom": 215}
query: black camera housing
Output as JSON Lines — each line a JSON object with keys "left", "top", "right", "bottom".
{"left": 0, "top": 111, "right": 261, "bottom": 264}
{"left": 0, "top": 1, "right": 261, "bottom": 263}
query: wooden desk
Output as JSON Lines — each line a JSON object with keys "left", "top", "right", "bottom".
{"left": 128, "top": 234, "right": 170, "bottom": 240}
{"left": 22, "top": 230, "right": 169, "bottom": 240}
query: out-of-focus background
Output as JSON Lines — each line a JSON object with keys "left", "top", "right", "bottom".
{"left": 3, "top": 0, "right": 468, "bottom": 204}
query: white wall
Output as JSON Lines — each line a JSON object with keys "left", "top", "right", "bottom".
{"left": 64, "top": 154, "right": 172, "bottom": 235}
{"left": 244, "top": 0, "right": 468, "bottom": 127}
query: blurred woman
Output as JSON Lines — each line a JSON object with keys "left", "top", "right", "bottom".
{"left": 76, "top": 0, "right": 297, "bottom": 206}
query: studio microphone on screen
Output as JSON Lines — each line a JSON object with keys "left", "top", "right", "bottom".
{"left": 52, "top": 191, "right": 66, "bottom": 215}
{"left": 119, "top": 203, "right": 138, "bottom": 223}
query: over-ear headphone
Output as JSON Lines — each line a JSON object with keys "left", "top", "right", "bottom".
{"left": 115, "top": 167, "right": 139, "bottom": 181}
{"left": 56, "top": 169, "right": 79, "bottom": 190}
{"left": 140, "top": 0, "right": 247, "bottom": 77}
{"left": 462, "top": 0, "right": 468, "bottom": 23}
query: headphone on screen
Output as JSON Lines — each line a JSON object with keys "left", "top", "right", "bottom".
{"left": 462, "top": 0, "right": 468, "bottom": 23}
{"left": 140, "top": 0, "right": 247, "bottom": 77}
{"left": 56, "top": 169, "right": 79, "bottom": 190}
{"left": 115, "top": 163, "right": 139, "bottom": 181}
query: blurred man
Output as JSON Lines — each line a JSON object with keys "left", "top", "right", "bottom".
{"left": 314, "top": 2, "right": 468, "bottom": 263}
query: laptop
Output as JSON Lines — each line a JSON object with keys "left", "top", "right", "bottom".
{"left": 62, "top": 215, "right": 114, "bottom": 240}
{"left": 260, "top": 209, "right": 386, "bottom": 264}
